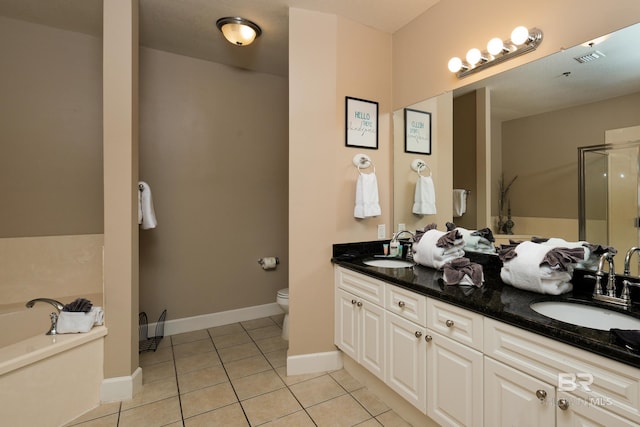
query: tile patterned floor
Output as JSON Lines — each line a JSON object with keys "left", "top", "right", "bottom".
{"left": 66, "top": 315, "right": 413, "bottom": 426}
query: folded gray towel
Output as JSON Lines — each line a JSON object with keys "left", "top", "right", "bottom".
{"left": 62, "top": 298, "right": 93, "bottom": 313}
{"left": 437, "top": 229, "right": 463, "bottom": 248}
{"left": 540, "top": 247, "right": 585, "bottom": 271}
{"left": 443, "top": 257, "right": 484, "bottom": 287}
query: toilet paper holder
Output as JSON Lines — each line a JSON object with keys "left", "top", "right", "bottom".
{"left": 258, "top": 257, "right": 280, "bottom": 268}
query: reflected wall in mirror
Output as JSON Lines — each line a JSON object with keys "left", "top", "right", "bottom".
{"left": 452, "top": 23, "right": 640, "bottom": 252}
{"left": 393, "top": 93, "right": 453, "bottom": 235}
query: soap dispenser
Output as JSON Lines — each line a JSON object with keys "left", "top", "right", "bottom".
{"left": 389, "top": 240, "right": 400, "bottom": 257}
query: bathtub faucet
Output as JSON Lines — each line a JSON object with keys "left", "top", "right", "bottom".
{"left": 26, "top": 298, "right": 64, "bottom": 335}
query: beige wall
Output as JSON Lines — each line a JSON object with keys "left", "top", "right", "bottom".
{"left": 138, "top": 47, "right": 289, "bottom": 320}
{"left": 502, "top": 91, "right": 640, "bottom": 219}
{"left": 289, "top": 9, "right": 392, "bottom": 356}
{"left": 0, "top": 16, "right": 103, "bottom": 237}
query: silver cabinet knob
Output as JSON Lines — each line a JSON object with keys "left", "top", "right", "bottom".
{"left": 535, "top": 389, "right": 547, "bottom": 401}
{"left": 351, "top": 299, "right": 357, "bottom": 305}
{"left": 425, "top": 335, "right": 432, "bottom": 342}
{"left": 415, "top": 331, "right": 423, "bottom": 338}
{"left": 557, "top": 399, "right": 569, "bottom": 410}
{"left": 398, "top": 301, "right": 405, "bottom": 308}
{"left": 356, "top": 301, "right": 363, "bottom": 307}
{"left": 445, "top": 319, "right": 454, "bottom": 327}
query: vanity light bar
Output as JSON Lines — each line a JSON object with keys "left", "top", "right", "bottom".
{"left": 448, "top": 27, "right": 543, "bottom": 79}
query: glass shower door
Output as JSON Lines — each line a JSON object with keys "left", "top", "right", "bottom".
{"left": 579, "top": 141, "right": 640, "bottom": 274}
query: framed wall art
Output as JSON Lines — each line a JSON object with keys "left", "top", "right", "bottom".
{"left": 345, "top": 96, "right": 378, "bottom": 149}
{"left": 404, "top": 108, "right": 431, "bottom": 154}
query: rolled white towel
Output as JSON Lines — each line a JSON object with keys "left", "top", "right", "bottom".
{"left": 138, "top": 181, "right": 158, "bottom": 230}
{"left": 500, "top": 241, "right": 573, "bottom": 295}
{"left": 91, "top": 306, "right": 104, "bottom": 326}
{"left": 413, "top": 229, "right": 465, "bottom": 269}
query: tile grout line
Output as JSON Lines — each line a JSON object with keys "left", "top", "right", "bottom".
{"left": 169, "top": 336, "right": 187, "bottom": 427}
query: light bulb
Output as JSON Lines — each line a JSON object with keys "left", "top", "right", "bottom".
{"left": 466, "top": 48, "right": 482, "bottom": 65}
{"left": 487, "top": 37, "right": 504, "bottom": 56}
{"left": 511, "top": 26, "right": 530, "bottom": 45}
{"left": 448, "top": 57, "right": 463, "bottom": 73}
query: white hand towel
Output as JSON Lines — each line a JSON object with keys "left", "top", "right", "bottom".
{"left": 91, "top": 306, "right": 104, "bottom": 326}
{"left": 453, "top": 189, "right": 467, "bottom": 217}
{"left": 412, "top": 175, "right": 437, "bottom": 215}
{"left": 138, "top": 181, "right": 158, "bottom": 229}
{"left": 412, "top": 229, "right": 465, "bottom": 269}
{"left": 354, "top": 172, "right": 381, "bottom": 218}
{"left": 500, "top": 241, "right": 573, "bottom": 295}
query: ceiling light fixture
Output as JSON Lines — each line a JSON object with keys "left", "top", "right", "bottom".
{"left": 447, "top": 26, "right": 543, "bottom": 78}
{"left": 216, "top": 17, "right": 262, "bottom": 46}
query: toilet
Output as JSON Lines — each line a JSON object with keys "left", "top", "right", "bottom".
{"left": 276, "top": 288, "right": 289, "bottom": 340}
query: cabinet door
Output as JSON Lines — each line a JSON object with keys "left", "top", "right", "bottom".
{"left": 427, "top": 331, "right": 483, "bottom": 427}
{"left": 386, "top": 311, "right": 427, "bottom": 413}
{"left": 484, "top": 357, "right": 555, "bottom": 427}
{"left": 556, "top": 391, "right": 638, "bottom": 427}
{"left": 335, "top": 288, "right": 358, "bottom": 361}
{"left": 360, "top": 300, "right": 385, "bottom": 380}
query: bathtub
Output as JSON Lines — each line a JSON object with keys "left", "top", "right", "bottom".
{"left": 0, "top": 301, "right": 107, "bottom": 427}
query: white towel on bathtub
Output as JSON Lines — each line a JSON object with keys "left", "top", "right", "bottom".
{"left": 138, "top": 181, "right": 158, "bottom": 230}
{"left": 57, "top": 311, "right": 98, "bottom": 334}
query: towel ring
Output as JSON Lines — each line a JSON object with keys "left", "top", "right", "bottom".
{"left": 353, "top": 154, "right": 375, "bottom": 173}
{"left": 411, "top": 159, "right": 431, "bottom": 176}
{"left": 138, "top": 184, "right": 144, "bottom": 191}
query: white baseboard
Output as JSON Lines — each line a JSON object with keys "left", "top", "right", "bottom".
{"left": 147, "top": 303, "right": 284, "bottom": 337}
{"left": 286, "top": 350, "right": 343, "bottom": 376}
{"left": 100, "top": 366, "right": 142, "bottom": 402}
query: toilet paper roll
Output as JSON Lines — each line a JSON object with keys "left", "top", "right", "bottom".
{"left": 260, "top": 257, "right": 278, "bottom": 270}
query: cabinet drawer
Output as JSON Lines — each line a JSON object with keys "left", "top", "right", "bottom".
{"left": 485, "top": 317, "right": 640, "bottom": 425}
{"left": 335, "top": 266, "right": 385, "bottom": 306}
{"left": 385, "top": 284, "right": 426, "bottom": 326}
{"left": 426, "top": 298, "right": 483, "bottom": 351}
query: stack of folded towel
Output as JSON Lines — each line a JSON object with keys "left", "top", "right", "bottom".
{"left": 57, "top": 298, "right": 104, "bottom": 334}
{"left": 499, "top": 241, "right": 585, "bottom": 295}
{"left": 443, "top": 257, "right": 484, "bottom": 287}
{"left": 535, "top": 237, "right": 617, "bottom": 269}
{"left": 446, "top": 222, "right": 496, "bottom": 254}
{"left": 412, "top": 224, "right": 465, "bottom": 269}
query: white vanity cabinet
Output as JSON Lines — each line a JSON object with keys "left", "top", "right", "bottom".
{"left": 385, "top": 285, "right": 428, "bottom": 412}
{"left": 485, "top": 318, "right": 640, "bottom": 427}
{"left": 426, "top": 298, "right": 484, "bottom": 427}
{"left": 334, "top": 267, "right": 386, "bottom": 380}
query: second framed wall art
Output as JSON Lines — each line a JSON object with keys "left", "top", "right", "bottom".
{"left": 404, "top": 108, "right": 431, "bottom": 155}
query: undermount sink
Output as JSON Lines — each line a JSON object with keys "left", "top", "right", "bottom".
{"left": 529, "top": 301, "right": 640, "bottom": 331}
{"left": 363, "top": 258, "right": 414, "bottom": 268}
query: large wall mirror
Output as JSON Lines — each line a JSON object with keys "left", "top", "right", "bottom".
{"left": 394, "top": 22, "right": 640, "bottom": 257}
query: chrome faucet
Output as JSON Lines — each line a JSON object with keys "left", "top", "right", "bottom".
{"left": 623, "top": 247, "right": 640, "bottom": 276}
{"left": 594, "top": 253, "right": 616, "bottom": 298}
{"left": 26, "top": 298, "right": 64, "bottom": 335}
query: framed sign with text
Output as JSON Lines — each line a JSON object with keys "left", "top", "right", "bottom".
{"left": 345, "top": 96, "right": 378, "bottom": 149}
{"left": 404, "top": 108, "right": 431, "bottom": 155}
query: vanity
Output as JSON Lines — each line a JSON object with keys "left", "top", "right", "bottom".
{"left": 332, "top": 241, "right": 640, "bottom": 427}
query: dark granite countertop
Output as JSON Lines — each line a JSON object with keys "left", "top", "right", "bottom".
{"left": 332, "top": 240, "right": 640, "bottom": 370}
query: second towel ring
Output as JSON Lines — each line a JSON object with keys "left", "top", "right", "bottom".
{"left": 353, "top": 154, "right": 375, "bottom": 173}
{"left": 411, "top": 159, "right": 431, "bottom": 176}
